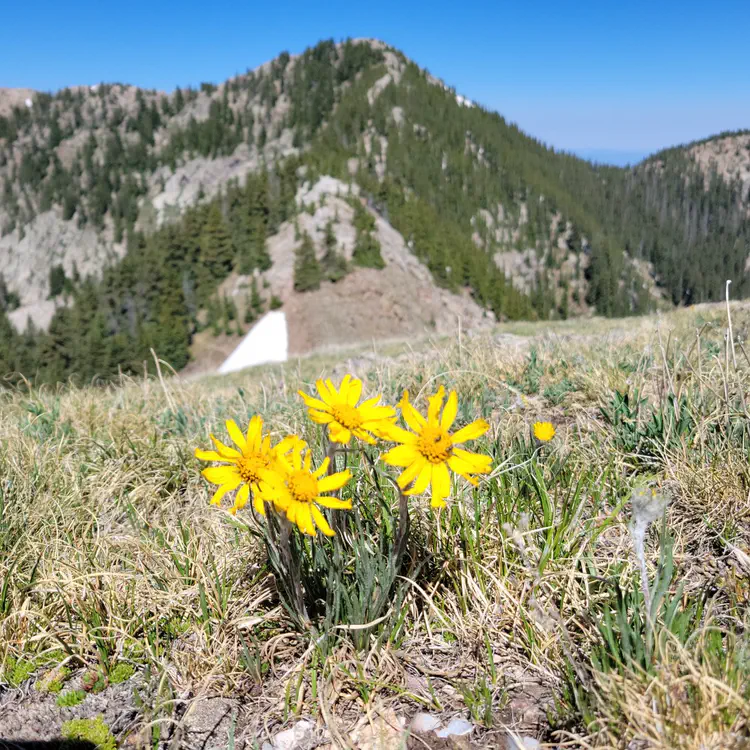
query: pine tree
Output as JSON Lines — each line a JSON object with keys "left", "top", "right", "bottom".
{"left": 293, "top": 232, "right": 322, "bottom": 292}
{"left": 321, "top": 220, "right": 348, "bottom": 281}
{"left": 250, "top": 276, "right": 263, "bottom": 314}
{"left": 244, "top": 293, "right": 256, "bottom": 324}
{"left": 48, "top": 264, "right": 67, "bottom": 298}
{"left": 200, "top": 203, "right": 234, "bottom": 280}
{"left": 207, "top": 296, "right": 221, "bottom": 336}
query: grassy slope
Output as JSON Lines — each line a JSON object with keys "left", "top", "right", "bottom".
{"left": 1, "top": 304, "right": 750, "bottom": 747}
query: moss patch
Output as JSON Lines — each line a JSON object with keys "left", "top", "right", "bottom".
{"left": 57, "top": 689, "right": 86, "bottom": 707}
{"left": 61, "top": 716, "right": 116, "bottom": 750}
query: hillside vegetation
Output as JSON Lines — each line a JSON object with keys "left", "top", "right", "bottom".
{"left": 1, "top": 39, "right": 750, "bottom": 385}
{"left": 0, "top": 304, "right": 749, "bottom": 748}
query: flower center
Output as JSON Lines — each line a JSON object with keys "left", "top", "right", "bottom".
{"left": 417, "top": 425, "right": 453, "bottom": 464}
{"left": 331, "top": 403, "right": 363, "bottom": 430}
{"left": 288, "top": 470, "right": 318, "bottom": 504}
{"left": 237, "top": 454, "right": 268, "bottom": 484}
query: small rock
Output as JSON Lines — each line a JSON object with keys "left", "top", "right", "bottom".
{"left": 410, "top": 712, "right": 442, "bottom": 733}
{"left": 505, "top": 736, "right": 540, "bottom": 750}
{"left": 268, "top": 719, "right": 315, "bottom": 750}
{"left": 435, "top": 718, "right": 473, "bottom": 738}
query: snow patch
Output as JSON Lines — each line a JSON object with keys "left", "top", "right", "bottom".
{"left": 218, "top": 311, "right": 288, "bottom": 374}
{"left": 456, "top": 94, "right": 475, "bottom": 108}
{"left": 24, "top": 98, "right": 32, "bottom": 108}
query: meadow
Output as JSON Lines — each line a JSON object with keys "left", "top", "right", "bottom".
{"left": 0, "top": 303, "right": 749, "bottom": 749}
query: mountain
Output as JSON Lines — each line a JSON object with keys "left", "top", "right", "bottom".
{"left": 1, "top": 38, "right": 748, "bottom": 385}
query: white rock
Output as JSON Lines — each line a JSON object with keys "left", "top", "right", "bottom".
{"left": 506, "top": 736, "right": 540, "bottom": 750}
{"left": 435, "top": 717, "right": 473, "bottom": 737}
{"left": 410, "top": 712, "right": 441, "bottom": 733}
{"left": 268, "top": 719, "right": 315, "bottom": 750}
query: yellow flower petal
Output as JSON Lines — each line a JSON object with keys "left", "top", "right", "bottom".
{"left": 328, "top": 423, "right": 352, "bottom": 444}
{"left": 431, "top": 461, "right": 451, "bottom": 506}
{"left": 400, "top": 391, "right": 426, "bottom": 432}
{"left": 381, "top": 444, "right": 420, "bottom": 467}
{"left": 313, "top": 457, "right": 330, "bottom": 478}
{"left": 346, "top": 377, "right": 363, "bottom": 406}
{"left": 359, "top": 404, "right": 396, "bottom": 421}
{"left": 359, "top": 396, "right": 383, "bottom": 410}
{"left": 440, "top": 391, "right": 459, "bottom": 431}
{"left": 309, "top": 409, "right": 334, "bottom": 425}
{"left": 274, "top": 435, "right": 303, "bottom": 456}
{"left": 405, "top": 462, "right": 432, "bottom": 496}
{"left": 210, "top": 435, "right": 242, "bottom": 460}
{"left": 381, "top": 424, "right": 419, "bottom": 445}
{"left": 315, "top": 496, "right": 352, "bottom": 509}
{"left": 352, "top": 428, "right": 377, "bottom": 445}
{"left": 195, "top": 449, "right": 226, "bottom": 462}
{"left": 316, "top": 379, "right": 336, "bottom": 405}
{"left": 317, "top": 470, "right": 352, "bottom": 493}
{"left": 396, "top": 456, "right": 427, "bottom": 490}
{"left": 325, "top": 378, "right": 339, "bottom": 401}
{"left": 209, "top": 478, "right": 241, "bottom": 506}
{"left": 246, "top": 416, "right": 263, "bottom": 452}
{"left": 292, "top": 448, "right": 303, "bottom": 471}
{"left": 451, "top": 419, "right": 489, "bottom": 444}
{"left": 452, "top": 447, "right": 492, "bottom": 473}
{"left": 299, "top": 390, "right": 332, "bottom": 412}
{"left": 226, "top": 419, "right": 247, "bottom": 453}
{"left": 427, "top": 386, "right": 446, "bottom": 426}
{"left": 339, "top": 374, "right": 352, "bottom": 401}
{"left": 233, "top": 482, "right": 250, "bottom": 511}
{"left": 448, "top": 453, "right": 483, "bottom": 479}
{"left": 202, "top": 465, "right": 241, "bottom": 485}
{"left": 311, "top": 506, "right": 335, "bottom": 536}
{"left": 296, "top": 503, "right": 316, "bottom": 536}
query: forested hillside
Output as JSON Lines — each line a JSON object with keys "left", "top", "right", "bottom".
{"left": 1, "top": 38, "right": 748, "bottom": 385}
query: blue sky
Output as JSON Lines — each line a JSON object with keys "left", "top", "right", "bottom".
{"left": 2, "top": 0, "right": 748, "bottom": 164}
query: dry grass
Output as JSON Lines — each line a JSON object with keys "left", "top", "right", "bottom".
{"left": 1, "top": 302, "right": 749, "bottom": 748}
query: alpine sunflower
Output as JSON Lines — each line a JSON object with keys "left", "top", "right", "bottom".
{"left": 262, "top": 441, "right": 353, "bottom": 536}
{"left": 298, "top": 374, "right": 396, "bottom": 445}
{"left": 533, "top": 421, "right": 556, "bottom": 442}
{"left": 381, "top": 386, "right": 492, "bottom": 508}
{"left": 195, "top": 416, "right": 297, "bottom": 515}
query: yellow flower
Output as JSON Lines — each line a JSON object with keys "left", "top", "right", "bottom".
{"left": 298, "top": 374, "right": 396, "bottom": 444}
{"left": 381, "top": 386, "right": 492, "bottom": 508}
{"left": 195, "top": 416, "right": 298, "bottom": 515}
{"left": 533, "top": 421, "right": 556, "bottom": 442}
{"left": 262, "top": 442, "right": 352, "bottom": 536}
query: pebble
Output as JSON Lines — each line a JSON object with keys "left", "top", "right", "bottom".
{"left": 410, "top": 712, "right": 442, "bottom": 733}
{"left": 505, "top": 736, "right": 540, "bottom": 750}
{"left": 435, "top": 718, "right": 474, "bottom": 738}
{"left": 262, "top": 719, "right": 315, "bottom": 750}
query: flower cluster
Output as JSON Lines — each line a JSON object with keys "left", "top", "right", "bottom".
{"left": 196, "top": 375, "right": 551, "bottom": 535}
{"left": 195, "top": 416, "right": 352, "bottom": 535}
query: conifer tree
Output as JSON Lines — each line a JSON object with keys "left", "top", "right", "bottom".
{"left": 200, "top": 204, "right": 234, "bottom": 280}
{"left": 250, "top": 276, "right": 263, "bottom": 314}
{"left": 321, "top": 220, "right": 348, "bottom": 281}
{"left": 293, "top": 232, "right": 322, "bottom": 292}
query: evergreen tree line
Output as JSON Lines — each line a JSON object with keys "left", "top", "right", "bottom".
{"left": 0, "top": 164, "right": 298, "bottom": 386}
